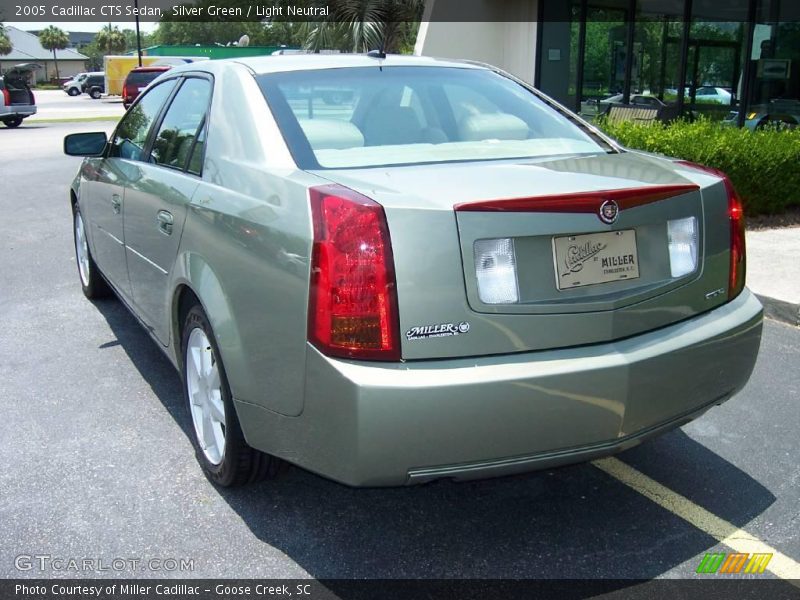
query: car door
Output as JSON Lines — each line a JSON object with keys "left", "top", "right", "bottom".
{"left": 91, "top": 79, "right": 178, "bottom": 301}
{"left": 122, "top": 75, "right": 212, "bottom": 345}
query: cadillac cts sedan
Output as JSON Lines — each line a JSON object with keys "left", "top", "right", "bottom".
{"left": 64, "top": 55, "right": 763, "bottom": 487}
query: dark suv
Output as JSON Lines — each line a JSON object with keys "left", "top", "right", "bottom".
{"left": 123, "top": 66, "right": 171, "bottom": 108}
{"left": 83, "top": 74, "right": 106, "bottom": 99}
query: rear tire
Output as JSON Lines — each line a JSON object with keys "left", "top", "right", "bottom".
{"left": 2, "top": 117, "right": 23, "bottom": 128}
{"left": 73, "top": 204, "right": 111, "bottom": 299}
{"left": 90, "top": 88, "right": 102, "bottom": 100}
{"left": 181, "top": 304, "right": 284, "bottom": 487}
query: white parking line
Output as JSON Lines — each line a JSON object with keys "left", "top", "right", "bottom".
{"left": 593, "top": 457, "right": 800, "bottom": 583}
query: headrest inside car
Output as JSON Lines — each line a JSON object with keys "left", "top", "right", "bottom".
{"left": 299, "top": 119, "right": 365, "bottom": 150}
{"left": 458, "top": 113, "right": 530, "bottom": 141}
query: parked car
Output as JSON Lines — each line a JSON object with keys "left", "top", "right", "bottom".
{"left": 122, "top": 66, "right": 171, "bottom": 109}
{"left": 82, "top": 73, "right": 106, "bottom": 99}
{"left": 694, "top": 86, "right": 733, "bottom": 105}
{"left": 601, "top": 93, "right": 666, "bottom": 107}
{"left": 63, "top": 72, "right": 100, "bottom": 96}
{"left": 0, "top": 64, "right": 37, "bottom": 128}
{"left": 64, "top": 55, "right": 763, "bottom": 487}
{"left": 724, "top": 99, "right": 800, "bottom": 130}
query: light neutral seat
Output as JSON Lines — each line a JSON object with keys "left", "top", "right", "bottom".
{"left": 298, "top": 119, "right": 365, "bottom": 150}
{"left": 458, "top": 113, "right": 529, "bottom": 141}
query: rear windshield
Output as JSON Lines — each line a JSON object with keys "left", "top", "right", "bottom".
{"left": 258, "top": 66, "right": 611, "bottom": 170}
{"left": 126, "top": 71, "right": 164, "bottom": 86}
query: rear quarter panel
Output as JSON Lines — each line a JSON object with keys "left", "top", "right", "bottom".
{"left": 173, "top": 62, "right": 317, "bottom": 417}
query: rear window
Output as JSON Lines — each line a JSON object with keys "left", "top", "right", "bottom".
{"left": 126, "top": 70, "right": 165, "bottom": 87}
{"left": 258, "top": 66, "right": 610, "bottom": 170}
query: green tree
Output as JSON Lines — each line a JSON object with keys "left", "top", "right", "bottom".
{"left": 95, "top": 24, "right": 127, "bottom": 55}
{"left": 0, "top": 23, "right": 12, "bottom": 56}
{"left": 38, "top": 26, "right": 70, "bottom": 81}
{"left": 302, "top": 0, "right": 423, "bottom": 53}
{"left": 122, "top": 28, "right": 153, "bottom": 52}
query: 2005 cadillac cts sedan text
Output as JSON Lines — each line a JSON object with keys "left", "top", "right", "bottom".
{"left": 64, "top": 55, "right": 763, "bottom": 487}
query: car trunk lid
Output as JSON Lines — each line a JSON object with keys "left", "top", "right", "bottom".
{"left": 309, "top": 152, "right": 734, "bottom": 360}
{"left": 2, "top": 64, "right": 36, "bottom": 105}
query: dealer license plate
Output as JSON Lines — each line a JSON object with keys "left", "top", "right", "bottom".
{"left": 553, "top": 230, "right": 640, "bottom": 290}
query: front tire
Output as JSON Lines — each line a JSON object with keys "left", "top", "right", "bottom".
{"left": 68, "top": 87, "right": 80, "bottom": 97}
{"left": 73, "top": 204, "right": 111, "bottom": 299}
{"left": 181, "top": 304, "right": 283, "bottom": 487}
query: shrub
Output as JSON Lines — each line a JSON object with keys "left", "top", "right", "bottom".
{"left": 597, "top": 118, "right": 800, "bottom": 215}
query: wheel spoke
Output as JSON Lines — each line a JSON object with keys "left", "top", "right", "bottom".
{"left": 201, "top": 408, "right": 216, "bottom": 453}
{"left": 207, "top": 363, "right": 220, "bottom": 392}
{"left": 208, "top": 389, "right": 225, "bottom": 423}
{"left": 211, "top": 422, "right": 225, "bottom": 459}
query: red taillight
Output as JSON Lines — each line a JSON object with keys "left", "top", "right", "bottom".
{"left": 122, "top": 84, "right": 128, "bottom": 100}
{"left": 676, "top": 161, "right": 746, "bottom": 300}
{"left": 2, "top": 87, "right": 10, "bottom": 106}
{"left": 726, "top": 180, "right": 746, "bottom": 300}
{"left": 308, "top": 184, "right": 401, "bottom": 361}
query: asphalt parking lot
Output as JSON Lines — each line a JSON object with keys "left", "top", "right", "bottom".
{"left": 0, "top": 121, "right": 798, "bottom": 585}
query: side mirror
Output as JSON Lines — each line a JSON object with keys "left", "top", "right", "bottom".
{"left": 64, "top": 132, "right": 107, "bottom": 157}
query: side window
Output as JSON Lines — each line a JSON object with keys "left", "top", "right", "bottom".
{"left": 109, "top": 80, "right": 177, "bottom": 161}
{"left": 150, "top": 78, "right": 212, "bottom": 172}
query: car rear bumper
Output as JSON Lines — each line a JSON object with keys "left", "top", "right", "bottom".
{"left": 236, "top": 290, "right": 763, "bottom": 486}
{"left": 0, "top": 106, "right": 36, "bottom": 118}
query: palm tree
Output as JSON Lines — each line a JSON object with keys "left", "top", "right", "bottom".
{"left": 95, "top": 24, "right": 127, "bottom": 55}
{"left": 0, "top": 23, "right": 13, "bottom": 56}
{"left": 39, "top": 26, "right": 70, "bottom": 81}
{"left": 302, "top": 0, "right": 423, "bottom": 54}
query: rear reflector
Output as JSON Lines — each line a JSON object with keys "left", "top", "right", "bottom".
{"left": 474, "top": 238, "right": 519, "bottom": 304}
{"left": 667, "top": 217, "right": 698, "bottom": 278}
{"left": 676, "top": 161, "right": 746, "bottom": 300}
{"left": 308, "top": 184, "right": 400, "bottom": 361}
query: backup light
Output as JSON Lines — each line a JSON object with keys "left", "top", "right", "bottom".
{"left": 667, "top": 217, "right": 698, "bottom": 278}
{"left": 474, "top": 238, "right": 519, "bottom": 304}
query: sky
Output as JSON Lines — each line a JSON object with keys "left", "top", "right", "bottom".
{"left": 10, "top": 21, "right": 159, "bottom": 33}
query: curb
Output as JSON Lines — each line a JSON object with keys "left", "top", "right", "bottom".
{"left": 755, "top": 294, "right": 800, "bottom": 327}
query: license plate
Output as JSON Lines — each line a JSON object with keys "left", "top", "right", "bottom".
{"left": 553, "top": 230, "right": 640, "bottom": 290}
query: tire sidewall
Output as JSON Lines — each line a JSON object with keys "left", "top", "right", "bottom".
{"left": 73, "top": 204, "right": 95, "bottom": 297}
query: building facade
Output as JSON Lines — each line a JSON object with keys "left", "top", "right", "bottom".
{"left": 417, "top": 0, "right": 800, "bottom": 126}
{"left": 1, "top": 27, "right": 88, "bottom": 83}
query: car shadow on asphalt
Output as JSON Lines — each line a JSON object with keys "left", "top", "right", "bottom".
{"left": 93, "top": 297, "right": 777, "bottom": 583}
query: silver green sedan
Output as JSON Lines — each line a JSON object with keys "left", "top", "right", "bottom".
{"left": 64, "top": 55, "right": 763, "bottom": 487}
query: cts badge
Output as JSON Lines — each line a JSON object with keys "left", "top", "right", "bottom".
{"left": 599, "top": 200, "right": 620, "bottom": 224}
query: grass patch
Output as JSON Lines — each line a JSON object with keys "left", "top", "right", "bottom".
{"left": 598, "top": 117, "right": 800, "bottom": 215}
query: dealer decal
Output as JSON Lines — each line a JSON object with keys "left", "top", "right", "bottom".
{"left": 406, "top": 321, "right": 471, "bottom": 341}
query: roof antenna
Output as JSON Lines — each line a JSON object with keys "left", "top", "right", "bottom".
{"left": 367, "top": 24, "right": 388, "bottom": 60}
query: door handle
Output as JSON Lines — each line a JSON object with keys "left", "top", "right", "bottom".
{"left": 157, "top": 210, "right": 174, "bottom": 236}
{"left": 111, "top": 194, "right": 121, "bottom": 214}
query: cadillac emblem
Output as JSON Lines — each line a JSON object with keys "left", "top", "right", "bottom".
{"left": 599, "top": 200, "right": 620, "bottom": 224}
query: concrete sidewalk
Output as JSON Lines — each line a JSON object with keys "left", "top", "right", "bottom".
{"left": 746, "top": 227, "right": 800, "bottom": 326}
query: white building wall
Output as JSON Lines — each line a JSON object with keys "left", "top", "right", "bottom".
{"left": 415, "top": 0, "right": 539, "bottom": 84}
